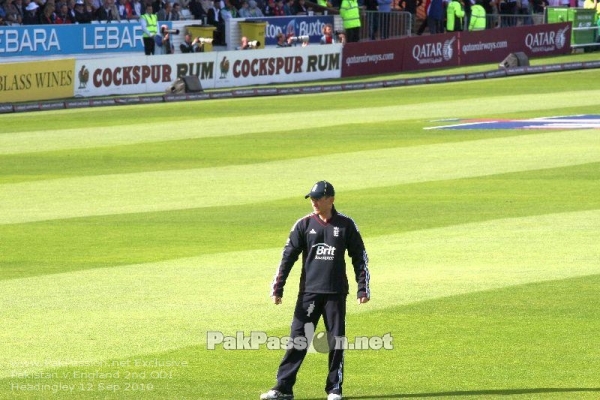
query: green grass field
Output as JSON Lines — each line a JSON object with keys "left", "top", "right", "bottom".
{"left": 1, "top": 58, "right": 600, "bottom": 399}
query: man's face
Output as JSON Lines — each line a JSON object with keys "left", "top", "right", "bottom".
{"left": 324, "top": 25, "right": 332, "bottom": 35}
{"left": 310, "top": 196, "right": 334, "bottom": 216}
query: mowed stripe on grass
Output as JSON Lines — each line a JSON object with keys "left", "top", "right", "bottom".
{"left": 1, "top": 87, "right": 600, "bottom": 155}
{"left": 1, "top": 129, "right": 599, "bottom": 224}
{"left": 1, "top": 209, "right": 598, "bottom": 379}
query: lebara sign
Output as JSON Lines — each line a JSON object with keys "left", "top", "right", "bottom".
{"left": 0, "top": 23, "right": 166, "bottom": 57}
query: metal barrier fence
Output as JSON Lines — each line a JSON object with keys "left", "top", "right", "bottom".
{"left": 360, "top": 11, "right": 413, "bottom": 40}
{"left": 482, "top": 13, "right": 545, "bottom": 29}
{"left": 570, "top": 25, "right": 600, "bottom": 48}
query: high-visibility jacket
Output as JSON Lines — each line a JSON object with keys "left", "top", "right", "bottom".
{"left": 141, "top": 13, "right": 158, "bottom": 37}
{"left": 583, "top": 0, "right": 600, "bottom": 23}
{"left": 340, "top": 0, "right": 361, "bottom": 29}
{"left": 446, "top": 0, "right": 464, "bottom": 32}
{"left": 469, "top": 4, "right": 486, "bottom": 30}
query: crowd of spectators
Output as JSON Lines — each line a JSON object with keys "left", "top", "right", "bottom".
{"left": 1, "top": 0, "right": 334, "bottom": 25}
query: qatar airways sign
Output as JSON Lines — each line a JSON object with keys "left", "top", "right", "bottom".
{"left": 460, "top": 23, "right": 571, "bottom": 65}
{"left": 341, "top": 23, "right": 571, "bottom": 77}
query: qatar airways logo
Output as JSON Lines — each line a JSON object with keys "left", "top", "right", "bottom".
{"left": 412, "top": 37, "right": 456, "bottom": 65}
{"left": 313, "top": 243, "right": 336, "bottom": 260}
{"left": 525, "top": 27, "right": 568, "bottom": 52}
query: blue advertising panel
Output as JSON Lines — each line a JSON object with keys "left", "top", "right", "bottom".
{"left": 246, "top": 15, "right": 334, "bottom": 46}
{"left": 0, "top": 23, "right": 172, "bottom": 58}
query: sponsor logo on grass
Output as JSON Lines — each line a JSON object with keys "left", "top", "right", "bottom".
{"left": 427, "top": 115, "right": 600, "bottom": 131}
{"left": 206, "top": 324, "right": 393, "bottom": 352}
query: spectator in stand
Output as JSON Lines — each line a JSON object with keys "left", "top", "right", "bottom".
{"left": 364, "top": 0, "right": 378, "bottom": 40}
{"left": 483, "top": 0, "right": 496, "bottom": 28}
{"left": 282, "top": 0, "right": 292, "bottom": 14}
{"left": 221, "top": 0, "right": 237, "bottom": 18}
{"left": 39, "top": 0, "right": 55, "bottom": 22}
{"left": 399, "top": 0, "right": 421, "bottom": 32}
{"left": 500, "top": 0, "right": 517, "bottom": 27}
{"left": 246, "top": 0, "right": 263, "bottom": 15}
{"left": 207, "top": 0, "right": 225, "bottom": 45}
{"left": 55, "top": 1, "right": 74, "bottom": 21}
{"left": 97, "top": 0, "right": 120, "bottom": 20}
{"left": 469, "top": 0, "right": 486, "bottom": 29}
{"left": 200, "top": 0, "right": 212, "bottom": 13}
{"left": 401, "top": 0, "right": 422, "bottom": 14}
{"left": 66, "top": 0, "right": 77, "bottom": 21}
{"left": 89, "top": 0, "right": 102, "bottom": 13}
{"left": 22, "top": 1, "right": 39, "bottom": 23}
{"left": 238, "top": 0, "right": 250, "bottom": 16}
{"left": 532, "top": 0, "right": 547, "bottom": 14}
{"left": 463, "top": 0, "right": 472, "bottom": 30}
{"left": 263, "top": 0, "right": 274, "bottom": 15}
{"left": 188, "top": 0, "right": 206, "bottom": 19}
{"left": 117, "top": 0, "right": 136, "bottom": 19}
{"left": 171, "top": 2, "right": 181, "bottom": 19}
{"left": 446, "top": 0, "right": 464, "bottom": 31}
{"left": 292, "top": 0, "right": 308, "bottom": 14}
{"left": 272, "top": 0, "right": 283, "bottom": 14}
{"left": 152, "top": 0, "right": 166, "bottom": 12}
{"left": 74, "top": 0, "right": 93, "bottom": 21}
{"left": 131, "top": 0, "right": 142, "bottom": 16}
{"left": 7, "top": 0, "right": 24, "bottom": 24}
{"left": 156, "top": 0, "right": 171, "bottom": 18}
{"left": 0, "top": 0, "right": 7, "bottom": 21}
{"left": 416, "top": 0, "right": 429, "bottom": 34}
{"left": 377, "top": 0, "right": 391, "bottom": 39}
{"left": 519, "top": 0, "right": 532, "bottom": 25}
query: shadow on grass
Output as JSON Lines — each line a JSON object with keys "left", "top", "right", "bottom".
{"left": 302, "top": 387, "right": 600, "bottom": 399}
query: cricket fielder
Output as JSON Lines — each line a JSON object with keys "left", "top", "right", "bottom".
{"left": 261, "top": 181, "right": 371, "bottom": 400}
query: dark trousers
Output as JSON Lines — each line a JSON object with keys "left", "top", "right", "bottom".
{"left": 345, "top": 27, "right": 360, "bottom": 43}
{"left": 275, "top": 293, "right": 347, "bottom": 395}
{"left": 143, "top": 36, "right": 155, "bottom": 55}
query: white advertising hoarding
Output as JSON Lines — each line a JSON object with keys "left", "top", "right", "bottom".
{"left": 74, "top": 45, "right": 342, "bottom": 98}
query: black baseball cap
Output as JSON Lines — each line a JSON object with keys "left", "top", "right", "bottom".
{"left": 305, "top": 180, "right": 335, "bottom": 199}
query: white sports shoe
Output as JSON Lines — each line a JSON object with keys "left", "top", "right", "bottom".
{"left": 327, "top": 394, "right": 342, "bottom": 400}
{"left": 260, "top": 389, "right": 294, "bottom": 400}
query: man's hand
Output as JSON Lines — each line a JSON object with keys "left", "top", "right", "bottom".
{"left": 358, "top": 296, "right": 369, "bottom": 304}
{"left": 272, "top": 296, "right": 282, "bottom": 305}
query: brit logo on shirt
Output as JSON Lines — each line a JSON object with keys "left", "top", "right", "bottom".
{"left": 333, "top": 227, "right": 339, "bottom": 237}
